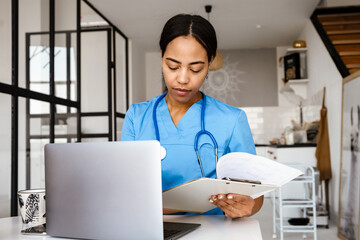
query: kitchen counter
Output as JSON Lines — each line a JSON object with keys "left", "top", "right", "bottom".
{"left": 255, "top": 143, "right": 316, "bottom": 148}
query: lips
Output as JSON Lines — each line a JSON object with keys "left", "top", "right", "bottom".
{"left": 173, "top": 88, "right": 191, "bottom": 96}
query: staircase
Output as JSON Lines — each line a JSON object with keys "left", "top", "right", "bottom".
{"left": 311, "top": 6, "right": 360, "bottom": 77}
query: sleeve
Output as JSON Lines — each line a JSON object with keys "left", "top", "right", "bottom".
{"left": 227, "top": 110, "right": 256, "bottom": 155}
{"left": 121, "top": 105, "right": 135, "bottom": 141}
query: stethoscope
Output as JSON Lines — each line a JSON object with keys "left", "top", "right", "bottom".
{"left": 153, "top": 91, "right": 218, "bottom": 177}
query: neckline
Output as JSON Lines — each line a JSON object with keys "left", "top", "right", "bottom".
{"left": 159, "top": 95, "right": 203, "bottom": 133}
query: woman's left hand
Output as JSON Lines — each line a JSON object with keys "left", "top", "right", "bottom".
{"left": 209, "top": 193, "right": 261, "bottom": 218}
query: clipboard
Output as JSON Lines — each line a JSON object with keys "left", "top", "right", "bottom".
{"left": 162, "top": 177, "right": 278, "bottom": 213}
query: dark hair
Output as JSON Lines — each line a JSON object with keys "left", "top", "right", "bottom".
{"left": 159, "top": 14, "right": 217, "bottom": 63}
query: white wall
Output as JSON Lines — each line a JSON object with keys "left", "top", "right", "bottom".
{"left": 326, "top": 0, "right": 360, "bottom": 7}
{"left": 129, "top": 40, "right": 146, "bottom": 104}
{"left": 0, "top": 94, "right": 11, "bottom": 218}
{"left": 204, "top": 49, "right": 278, "bottom": 107}
{"left": 298, "top": 19, "right": 343, "bottom": 223}
{"left": 0, "top": 0, "right": 11, "bottom": 84}
{"left": 145, "top": 52, "right": 162, "bottom": 100}
{"left": 55, "top": 0, "right": 76, "bottom": 31}
{"left": 81, "top": 31, "right": 109, "bottom": 134}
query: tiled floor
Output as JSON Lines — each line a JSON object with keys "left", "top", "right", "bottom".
{"left": 252, "top": 197, "right": 338, "bottom": 240}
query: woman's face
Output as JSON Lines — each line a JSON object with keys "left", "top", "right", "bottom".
{"left": 161, "top": 36, "right": 210, "bottom": 104}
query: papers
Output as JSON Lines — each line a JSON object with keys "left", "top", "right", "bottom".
{"left": 162, "top": 152, "right": 303, "bottom": 213}
{"left": 163, "top": 178, "right": 277, "bottom": 213}
{"left": 216, "top": 152, "right": 303, "bottom": 186}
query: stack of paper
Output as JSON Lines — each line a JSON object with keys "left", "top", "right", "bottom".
{"left": 162, "top": 152, "right": 303, "bottom": 213}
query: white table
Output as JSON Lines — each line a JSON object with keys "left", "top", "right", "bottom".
{"left": 164, "top": 215, "right": 263, "bottom": 239}
{"left": 0, "top": 216, "right": 262, "bottom": 240}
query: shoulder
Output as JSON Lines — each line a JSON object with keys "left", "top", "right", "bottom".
{"left": 127, "top": 95, "right": 163, "bottom": 117}
{"left": 205, "top": 95, "right": 246, "bottom": 119}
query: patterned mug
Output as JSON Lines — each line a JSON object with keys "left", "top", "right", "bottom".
{"left": 17, "top": 189, "right": 46, "bottom": 225}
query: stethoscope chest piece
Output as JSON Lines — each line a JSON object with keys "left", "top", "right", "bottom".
{"left": 160, "top": 145, "right": 167, "bottom": 160}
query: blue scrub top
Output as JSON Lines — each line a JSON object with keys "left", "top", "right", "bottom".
{"left": 121, "top": 94, "right": 256, "bottom": 215}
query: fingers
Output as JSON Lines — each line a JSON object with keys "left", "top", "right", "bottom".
{"left": 209, "top": 194, "right": 255, "bottom": 218}
{"left": 227, "top": 194, "right": 253, "bottom": 203}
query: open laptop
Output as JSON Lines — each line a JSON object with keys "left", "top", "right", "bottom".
{"left": 43, "top": 140, "right": 200, "bottom": 240}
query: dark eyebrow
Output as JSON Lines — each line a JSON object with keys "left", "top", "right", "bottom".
{"left": 165, "top": 57, "right": 205, "bottom": 65}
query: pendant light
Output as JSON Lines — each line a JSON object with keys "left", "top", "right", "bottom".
{"left": 205, "top": 5, "right": 223, "bottom": 71}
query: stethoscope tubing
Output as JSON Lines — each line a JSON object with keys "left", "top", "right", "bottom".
{"left": 153, "top": 92, "right": 218, "bottom": 177}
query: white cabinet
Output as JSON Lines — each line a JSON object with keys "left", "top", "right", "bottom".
{"left": 267, "top": 146, "right": 316, "bottom": 201}
{"left": 266, "top": 146, "right": 316, "bottom": 166}
{"left": 258, "top": 145, "right": 317, "bottom": 218}
{"left": 256, "top": 145, "right": 316, "bottom": 165}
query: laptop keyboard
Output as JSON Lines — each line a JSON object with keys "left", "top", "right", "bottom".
{"left": 164, "top": 228, "right": 182, "bottom": 238}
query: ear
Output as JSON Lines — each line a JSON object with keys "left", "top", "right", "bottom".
{"left": 351, "top": 107, "right": 353, "bottom": 126}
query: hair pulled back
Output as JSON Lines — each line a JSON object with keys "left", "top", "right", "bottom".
{"left": 159, "top": 14, "right": 217, "bottom": 63}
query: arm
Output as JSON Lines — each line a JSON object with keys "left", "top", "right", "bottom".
{"left": 227, "top": 110, "right": 256, "bottom": 154}
{"left": 210, "top": 110, "right": 261, "bottom": 218}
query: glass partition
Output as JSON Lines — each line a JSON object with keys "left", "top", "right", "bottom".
{"left": 0, "top": 0, "right": 11, "bottom": 85}
{"left": 0, "top": 94, "right": 11, "bottom": 217}
{"left": 18, "top": 98, "right": 27, "bottom": 193}
{"left": 28, "top": 34, "right": 50, "bottom": 95}
{"left": 81, "top": 30, "right": 109, "bottom": 112}
{"left": 2, "top": 0, "right": 130, "bottom": 215}
{"left": 55, "top": 0, "right": 77, "bottom": 31}
{"left": 81, "top": 1, "right": 109, "bottom": 27}
{"left": 82, "top": 116, "right": 108, "bottom": 134}
{"left": 115, "top": 32, "right": 127, "bottom": 114}
{"left": 19, "top": 0, "right": 50, "bottom": 90}
{"left": 116, "top": 117, "right": 124, "bottom": 140}
{"left": 55, "top": 105, "right": 77, "bottom": 141}
{"left": 54, "top": 33, "right": 68, "bottom": 99}
{"left": 27, "top": 99, "right": 50, "bottom": 189}
{"left": 70, "top": 32, "right": 77, "bottom": 102}
{"left": 30, "top": 138, "right": 49, "bottom": 189}
{"left": 55, "top": 0, "right": 77, "bottom": 100}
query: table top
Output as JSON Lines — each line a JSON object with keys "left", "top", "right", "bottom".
{"left": 0, "top": 215, "right": 262, "bottom": 240}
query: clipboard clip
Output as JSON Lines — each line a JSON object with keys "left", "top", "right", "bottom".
{"left": 222, "top": 177, "right": 261, "bottom": 185}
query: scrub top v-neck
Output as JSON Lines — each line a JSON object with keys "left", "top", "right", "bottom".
{"left": 121, "top": 94, "right": 256, "bottom": 215}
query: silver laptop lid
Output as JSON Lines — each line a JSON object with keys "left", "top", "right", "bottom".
{"left": 45, "top": 140, "right": 163, "bottom": 240}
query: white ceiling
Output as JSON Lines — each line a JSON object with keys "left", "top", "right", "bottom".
{"left": 87, "top": 0, "right": 320, "bottom": 51}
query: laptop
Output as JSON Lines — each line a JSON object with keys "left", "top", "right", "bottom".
{"left": 43, "top": 140, "right": 200, "bottom": 240}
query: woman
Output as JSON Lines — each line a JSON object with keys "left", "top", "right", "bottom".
{"left": 121, "top": 14, "right": 263, "bottom": 218}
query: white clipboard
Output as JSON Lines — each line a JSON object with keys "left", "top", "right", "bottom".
{"left": 162, "top": 177, "right": 277, "bottom": 213}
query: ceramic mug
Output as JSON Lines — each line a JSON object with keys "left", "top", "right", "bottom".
{"left": 17, "top": 189, "right": 46, "bottom": 225}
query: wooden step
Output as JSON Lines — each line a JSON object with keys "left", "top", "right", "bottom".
{"left": 327, "top": 29, "right": 360, "bottom": 35}
{"left": 323, "top": 24, "right": 360, "bottom": 31}
{"left": 318, "top": 12, "right": 360, "bottom": 19}
{"left": 339, "top": 51, "right": 360, "bottom": 56}
{"left": 329, "top": 34, "right": 360, "bottom": 41}
{"left": 335, "top": 44, "right": 360, "bottom": 51}
{"left": 349, "top": 68, "right": 360, "bottom": 74}
{"left": 318, "top": 14, "right": 360, "bottom": 23}
{"left": 346, "top": 63, "right": 360, "bottom": 68}
{"left": 321, "top": 20, "right": 360, "bottom": 26}
{"left": 320, "top": 19, "right": 360, "bottom": 26}
{"left": 333, "top": 39, "right": 360, "bottom": 45}
{"left": 342, "top": 56, "right": 360, "bottom": 64}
